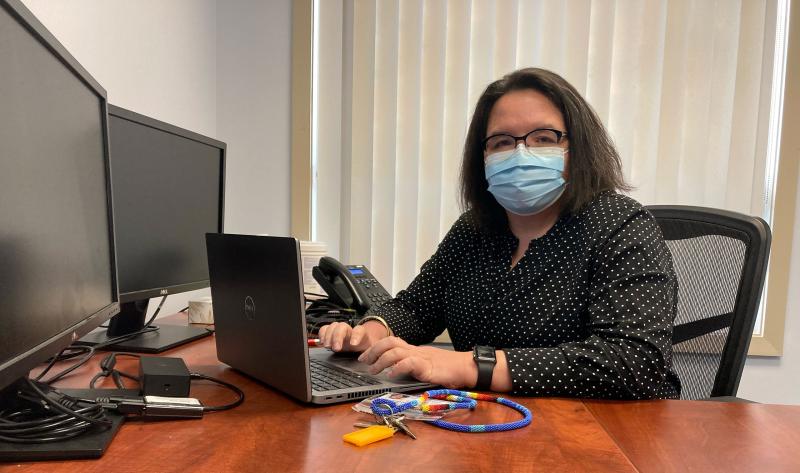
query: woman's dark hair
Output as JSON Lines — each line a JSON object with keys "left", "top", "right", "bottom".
{"left": 459, "top": 67, "right": 630, "bottom": 232}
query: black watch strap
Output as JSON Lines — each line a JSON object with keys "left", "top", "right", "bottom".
{"left": 473, "top": 345, "right": 496, "bottom": 391}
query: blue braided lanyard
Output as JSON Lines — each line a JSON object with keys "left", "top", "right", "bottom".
{"left": 370, "top": 389, "right": 532, "bottom": 433}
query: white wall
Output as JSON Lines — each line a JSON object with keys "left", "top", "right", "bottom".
{"left": 22, "top": 0, "right": 219, "bottom": 137}
{"left": 217, "top": 0, "right": 292, "bottom": 236}
{"left": 21, "top": 0, "right": 292, "bottom": 316}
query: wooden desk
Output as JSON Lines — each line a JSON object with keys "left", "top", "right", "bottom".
{"left": 3, "top": 323, "right": 800, "bottom": 473}
{"left": 586, "top": 399, "right": 800, "bottom": 472}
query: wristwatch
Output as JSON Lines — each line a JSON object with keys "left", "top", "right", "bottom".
{"left": 473, "top": 345, "right": 496, "bottom": 391}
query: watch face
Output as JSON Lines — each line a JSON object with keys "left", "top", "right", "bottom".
{"left": 475, "top": 346, "right": 495, "bottom": 361}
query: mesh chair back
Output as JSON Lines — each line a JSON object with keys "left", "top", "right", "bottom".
{"left": 647, "top": 206, "right": 771, "bottom": 400}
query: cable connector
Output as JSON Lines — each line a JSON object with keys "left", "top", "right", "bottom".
{"left": 95, "top": 395, "right": 204, "bottom": 419}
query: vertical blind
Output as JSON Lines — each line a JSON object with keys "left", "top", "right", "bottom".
{"left": 313, "top": 0, "right": 781, "bottom": 300}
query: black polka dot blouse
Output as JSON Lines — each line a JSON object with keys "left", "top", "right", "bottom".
{"left": 375, "top": 192, "right": 681, "bottom": 399}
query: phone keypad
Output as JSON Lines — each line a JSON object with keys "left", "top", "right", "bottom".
{"left": 358, "top": 278, "right": 391, "bottom": 306}
{"left": 367, "top": 293, "right": 390, "bottom": 303}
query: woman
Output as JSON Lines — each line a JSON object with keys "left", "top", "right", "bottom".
{"left": 319, "top": 68, "right": 680, "bottom": 399}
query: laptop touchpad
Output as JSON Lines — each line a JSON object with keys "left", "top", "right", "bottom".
{"left": 311, "top": 349, "right": 421, "bottom": 383}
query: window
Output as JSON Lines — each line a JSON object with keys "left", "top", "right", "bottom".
{"left": 297, "top": 0, "right": 793, "bottom": 354}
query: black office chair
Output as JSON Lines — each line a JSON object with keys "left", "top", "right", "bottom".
{"left": 646, "top": 205, "right": 771, "bottom": 401}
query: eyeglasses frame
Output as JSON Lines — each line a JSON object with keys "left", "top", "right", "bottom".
{"left": 482, "top": 128, "right": 568, "bottom": 151}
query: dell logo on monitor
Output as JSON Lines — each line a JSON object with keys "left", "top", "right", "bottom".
{"left": 160, "top": 289, "right": 169, "bottom": 295}
{"left": 244, "top": 296, "right": 256, "bottom": 320}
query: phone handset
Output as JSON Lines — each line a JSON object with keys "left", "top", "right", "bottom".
{"left": 311, "top": 256, "right": 391, "bottom": 315}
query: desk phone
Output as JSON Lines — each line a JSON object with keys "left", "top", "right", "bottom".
{"left": 311, "top": 256, "right": 391, "bottom": 315}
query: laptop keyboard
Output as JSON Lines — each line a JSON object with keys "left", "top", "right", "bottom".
{"left": 310, "top": 359, "right": 380, "bottom": 391}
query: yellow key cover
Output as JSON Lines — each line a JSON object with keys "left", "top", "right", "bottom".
{"left": 342, "top": 425, "right": 396, "bottom": 447}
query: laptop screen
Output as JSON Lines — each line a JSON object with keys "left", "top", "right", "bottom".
{"left": 206, "top": 234, "right": 312, "bottom": 402}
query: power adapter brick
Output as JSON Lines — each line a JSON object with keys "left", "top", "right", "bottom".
{"left": 139, "top": 356, "right": 191, "bottom": 397}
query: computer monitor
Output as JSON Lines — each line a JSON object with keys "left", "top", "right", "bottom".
{"left": 78, "top": 105, "right": 226, "bottom": 352}
{"left": 0, "top": 0, "right": 121, "bottom": 459}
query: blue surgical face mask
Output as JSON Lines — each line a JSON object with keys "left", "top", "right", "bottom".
{"left": 484, "top": 144, "right": 567, "bottom": 216}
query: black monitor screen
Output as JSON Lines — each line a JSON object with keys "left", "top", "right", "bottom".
{"left": 0, "top": 1, "right": 118, "bottom": 390}
{"left": 108, "top": 106, "right": 225, "bottom": 301}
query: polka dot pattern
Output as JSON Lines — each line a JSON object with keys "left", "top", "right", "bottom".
{"left": 376, "top": 192, "right": 681, "bottom": 399}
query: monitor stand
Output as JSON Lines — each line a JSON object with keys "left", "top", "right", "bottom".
{"left": 76, "top": 299, "right": 212, "bottom": 353}
{"left": 0, "top": 382, "right": 131, "bottom": 462}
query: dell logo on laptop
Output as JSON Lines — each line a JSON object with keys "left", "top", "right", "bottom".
{"left": 244, "top": 296, "right": 256, "bottom": 320}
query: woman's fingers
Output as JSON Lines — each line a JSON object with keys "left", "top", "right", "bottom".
{"left": 317, "top": 322, "right": 378, "bottom": 352}
{"left": 317, "top": 323, "right": 331, "bottom": 345}
{"left": 366, "top": 346, "right": 409, "bottom": 375}
{"left": 348, "top": 325, "right": 369, "bottom": 350}
{"left": 360, "top": 344, "right": 467, "bottom": 388}
{"left": 329, "top": 322, "right": 353, "bottom": 351}
{"left": 388, "top": 356, "right": 433, "bottom": 382}
{"left": 358, "top": 336, "right": 405, "bottom": 364}
{"left": 318, "top": 322, "right": 350, "bottom": 351}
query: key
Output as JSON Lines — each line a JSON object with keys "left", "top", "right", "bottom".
{"left": 353, "top": 421, "right": 380, "bottom": 428}
{"left": 354, "top": 414, "right": 393, "bottom": 429}
{"left": 387, "top": 414, "right": 417, "bottom": 440}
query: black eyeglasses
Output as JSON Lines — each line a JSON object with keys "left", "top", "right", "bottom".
{"left": 482, "top": 128, "right": 568, "bottom": 152}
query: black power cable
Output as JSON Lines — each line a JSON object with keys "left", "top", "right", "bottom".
{"left": 89, "top": 353, "right": 141, "bottom": 389}
{"left": 0, "top": 379, "right": 110, "bottom": 444}
{"left": 35, "top": 295, "right": 168, "bottom": 385}
{"left": 0, "top": 294, "right": 171, "bottom": 444}
{"left": 0, "top": 361, "right": 246, "bottom": 444}
{"left": 304, "top": 296, "right": 358, "bottom": 336}
{"left": 189, "top": 373, "right": 245, "bottom": 412}
{"left": 87, "top": 353, "right": 244, "bottom": 413}
{"left": 1, "top": 295, "right": 244, "bottom": 444}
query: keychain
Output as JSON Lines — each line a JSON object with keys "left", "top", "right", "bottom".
{"left": 342, "top": 389, "right": 532, "bottom": 446}
{"left": 342, "top": 411, "right": 417, "bottom": 446}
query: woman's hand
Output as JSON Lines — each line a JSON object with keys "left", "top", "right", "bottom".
{"left": 317, "top": 321, "right": 387, "bottom": 352}
{"left": 357, "top": 336, "right": 476, "bottom": 389}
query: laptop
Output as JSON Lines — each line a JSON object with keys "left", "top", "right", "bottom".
{"left": 205, "top": 233, "right": 435, "bottom": 404}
